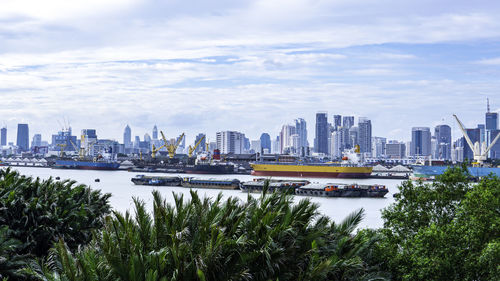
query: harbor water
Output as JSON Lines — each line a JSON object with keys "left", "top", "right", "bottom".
{"left": 11, "top": 167, "right": 405, "bottom": 229}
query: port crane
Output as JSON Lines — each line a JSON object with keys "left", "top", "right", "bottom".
{"left": 453, "top": 114, "right": 500, "bottom": 166}
{"left": 150, "top": 144, "right": 165, "bottom": 159}
{"left": 188, "top": 135, "right": 205, "bottom": 157}
{"left": 160, "top": 131, "right": 185, "bottom": 159}
{"left": 56, "top": 144, "right": 66, "bottom": 157}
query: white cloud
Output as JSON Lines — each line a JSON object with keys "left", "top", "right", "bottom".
{"left": 476, "top": 57, "right": 500, "bottom": 65}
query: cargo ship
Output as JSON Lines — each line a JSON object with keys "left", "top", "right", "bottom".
{"left": 181, "top": 177, "right": 240, "bottom": 190}
{"left": 251, "top": 147, "right": 372, "bottom": 179}
{"left": 184, "top": 149, "right": 236, "bottom": 174}
{"left": 53, "top": 159, "right": 120, "bottom": 170}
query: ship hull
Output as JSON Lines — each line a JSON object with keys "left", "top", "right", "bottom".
{"left": 184, "top": 164, "right": 235, "bottom": 174}
{"left": 54, "top": 160, "right": 120, "bottom": 170}
{"left": 251, "top": 163, "right": 372, "bottom": 179}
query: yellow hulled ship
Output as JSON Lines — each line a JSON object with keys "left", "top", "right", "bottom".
{"left": 251, "top": 163, "right": 373, "bottom": 178}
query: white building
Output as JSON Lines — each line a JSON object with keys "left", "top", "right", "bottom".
{"left": 216, "top": 131, "right": 245, "bottom": 154}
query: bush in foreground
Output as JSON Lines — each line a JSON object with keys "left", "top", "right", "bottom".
{"left": 37, "top": 189, "right": 386, "bottom": 281}
{"left": 0, "top": 167, "right": 111, "bottom": 278}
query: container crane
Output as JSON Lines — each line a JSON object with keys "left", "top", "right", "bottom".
{"left": 160, "top": 131, "right": 185, "bottom": 159}
{"left": 453, "top": 114, "right": 500, "bottom": 166}
{"left": 188, "top": 135, "right": 205, "bottom": 157}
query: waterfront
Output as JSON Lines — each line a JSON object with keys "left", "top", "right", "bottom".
{"left": 12, "top": 167, "right": 404, "bottom": 229}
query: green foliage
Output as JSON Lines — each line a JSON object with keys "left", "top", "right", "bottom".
{"left": 0, "top": 226, "right": 28, "bottom": 280}
{"left": 0, "top": 168, "right": 112, "bottom": 257}
{"left": 376, "top": 165, "right": 500, "bottom": 281}
{"left": 40, "top": 189, "right": 386, "bottom": 281}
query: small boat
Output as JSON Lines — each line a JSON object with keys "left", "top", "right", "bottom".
{"left": 55, "top": 176, "right": 60, "bottom": 180}
{"left": 95, "top": 178, "right": 100, "bottom": 182}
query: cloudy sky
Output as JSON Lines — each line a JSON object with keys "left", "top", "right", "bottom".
{"left": 1, "top": 0, "right": 499, "bottom": 145}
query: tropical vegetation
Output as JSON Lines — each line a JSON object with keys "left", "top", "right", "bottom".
{"left": 0, "top": 165, "right": 498, "bottom": 280}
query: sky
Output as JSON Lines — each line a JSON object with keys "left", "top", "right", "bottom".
{"left": 1, "top": 0, "right": 500, "bottom": 145}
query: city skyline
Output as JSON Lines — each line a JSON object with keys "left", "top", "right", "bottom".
{"left": 1, "top": 1, "right": 500, "bottom": 144}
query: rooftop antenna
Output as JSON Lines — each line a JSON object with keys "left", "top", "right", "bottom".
{"left": 487, "top": 98, "right": 490, "bottom": 113}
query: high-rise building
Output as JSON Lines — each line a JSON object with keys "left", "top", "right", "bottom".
{"left": 486, "top": 109, "right": 498, "bottom": 131}
{"left": 386, "top": 141, "right": 406, "bottom": 159}
{"left": 372, "top": 137, "right": 386, "bottom": 158}
{"left": 314, "top": 112, "right": 328, "bottom": 154}
{"left": 82, "top": 129, "right": 98, "bottom": 156}
{"left": 144, "top": 133, "right": 151, "bottom": 143}
{"left": 333, "top": 115, "right": 341, "bottom": 131}
{"left": 280, "top": 124, "right": 296, "bottom": 154}
{"left": 260, "top": 133, "right": 271, "bottom": 153}
{"left": 434, "top": 124, "right": 452, "bottom": 160}
{"left": 342, "top": 116, "right": 354, "bottom": 129}
{"left": 31, "top": 134, "right": 42, "bottom": 148}
{"left": 16, "top": 124, "right": 29, "bottom": 152}
{"left": 358, "top": 118, "right": 372, "bottom": 155}
{"left": 123, "top": 125, "right": 132, "bottom": 148}
{"left": 272, "top": 135, "right": 281, "bottom": 154}
{"left": 349, "top": 126, "right": 358, "bottom": 148}
{"left": 330, "top": 130, "right": 345, "bottom": 158}
{"left": 152, "top": 125, "right": 158, "bottom": 140}
{"left": 489, "top": 130, "right": 500, "bottom": 159}
{"left": 0, "top": 127, "right": 6, "bottom": 146}
{"left": 411, "top": 127, "right": 431, "bottom": 156}
{"left": 294, "top": 118, "right": 308, "bottom": 150}
{"left": 51, "top": 128, "right": 77, "bottom": 152}
{"left": 216, "top": 131, "right": 245, "bottom": 154}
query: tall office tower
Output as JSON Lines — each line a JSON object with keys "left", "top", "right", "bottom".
{"left": 411, "top": 127, "right": 431, "bottom": 156}
{"left": 1, "top": 127, "right": 6, "bottom": 146}
{"left": 349, "top": 126, "right": 358, "bottom": 148}
{"left": 82, "top": 129, "right": 98, "bottom": 156}
{"left": 144, "top": 133, "right": 151, "bottom": 143}
{"left": 260, "top": 133, "right": 271, "bottom": 153}
{"left": 333, "top": 115, "right": 342, "bottom": 131}
{"left": 123, "top": 125, "right": 132, "bottom": 148}
{"left": 16, "top": 124, "right": 29, "bottom": 152}
{"left": 462, "top": 128, "right": 481, "bottom": 160}
{"left": 314, "top": 112, "right": 328, "bottom": 154}
{"left": 485, "top": 99, "right": 498, "bottom": 130}
{"left": 386, "top": 141, "right": 406, "bottom": 159}
{"left": 152, "top": 125, "right": 158, "bottom": 140}
{"left": 330, "top": 130, "right": 345, "bottom": 158}
{"left": 272, "top": 135, "right": 281, "bottom": 154}
{"left": 372, "top": 137, "right": 386, "bottom": 158}
{"left": 216, "top": 131, "right": 245, "bottom": 154}
{"left": 489, "top": 130, "right": 500, "bottom": 159}
{"left": 342, "top": 116, "right": 354, "bottom": 129}
{"left": 195, "top": 133, "right": 206, "bottom": 152}
{"left": 434, "top": 124, "right": 452, "bottom": 160}
{"left": 31, "top": 134, "right": 42, "bottom": 148}
{"left": 477, "top": 124, "right": 486, "bottom": 144}
{"left": 280, "top": 124, "right": 296, "bottom": 154}
{"left": 294, "top": 118, "right": 308, "bottom": 150}
{"left": 358, "top": 117, "right": 372, "bottom": 155}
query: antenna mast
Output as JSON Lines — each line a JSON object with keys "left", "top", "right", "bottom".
{"left": 487, "top": 98, "right": 490, "bottom": 113}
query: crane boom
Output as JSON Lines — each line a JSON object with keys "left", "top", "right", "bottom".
{"left": 188, "top": 135, "right": 205, "bottom": 157}
{"left": 452, "top": 114, "right": 476, "bottom": 153}
{"left": 160, "top": 131, "right": 185, "bottom": 159}
{"left": 483, "top": 131, "right": 500, "bottom": 157}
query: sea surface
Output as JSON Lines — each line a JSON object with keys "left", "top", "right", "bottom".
{"left": 11, "top": 167, "right": 405, "bottom": 229}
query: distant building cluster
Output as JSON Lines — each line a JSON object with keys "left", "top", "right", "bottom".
{"left": 1, "top": 101, "right": 499, "bottom": 164}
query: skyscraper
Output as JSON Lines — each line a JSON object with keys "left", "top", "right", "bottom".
{"left": 314, "top": 112, "right": 328, "bottom": 154}
{"left": 123, "top": 125, "right": 132, "bottom": 148}
{"left": 152, "top": 125, "right": 158, "bottom": 140}
{"left": 260, "top": 133, "right": 271, "bottom": 153}
{"left": 280, "top": 124, "right": 296, "bottom": 154}
{"left": 216, "top": 131, "right": 245, "bottom": 154}
{"left": 0, "top": 127, "right": 6, "bottom": 146}
{"left": 411, "top": 127, "right": 431, "bottom": 156}
{"left": 485, "top": 99, "right": 498, "bottom": 130}
{"left": 342, "top": 116, "right": 354, "bottom": 129}
{"left": 31, "top": 134, "right": 42, "bottom": 148}
{"left": 16, "top": 124, "right": 29, "bottom": 152}
{"left": 358, "top": 118, "right": 372, "bottom": 155}
{"left": 434, "top": 124, "right": 452, "bottom": 160}
{"left": 333, "top": 115, "right": 341, "bottom": 131}
{"left": 294, "top": 118, "right": 308, "bottom": 150}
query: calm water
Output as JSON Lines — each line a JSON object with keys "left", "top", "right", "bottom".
{"left": 11, "top": 167, "right": 404, "bottom": 229}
